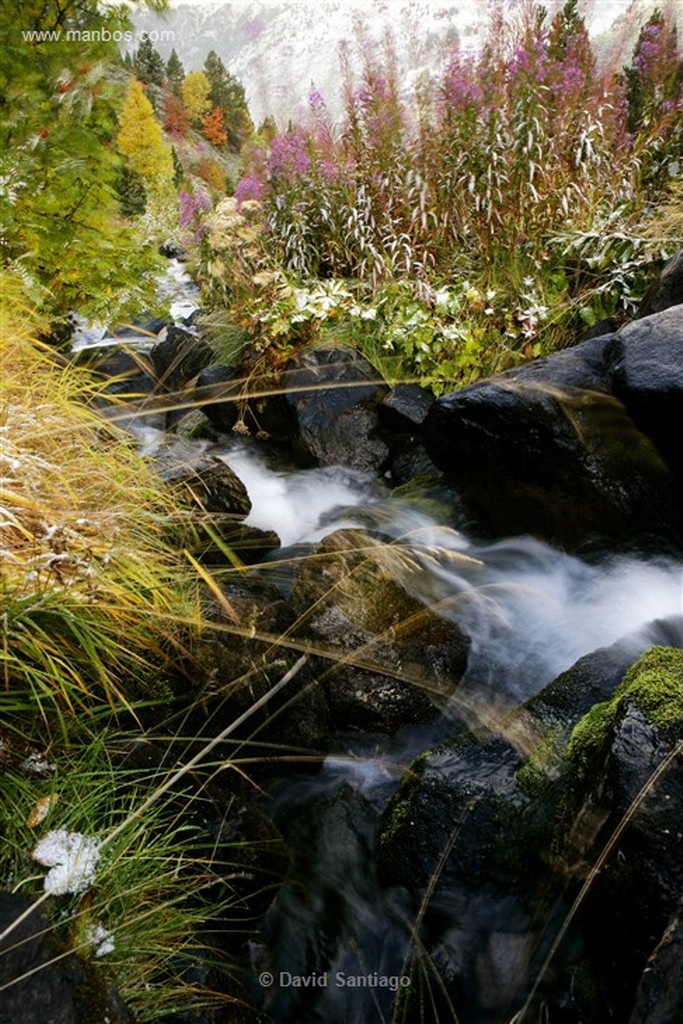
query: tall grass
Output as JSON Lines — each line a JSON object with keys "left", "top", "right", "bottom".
{"left": 0, "top": 303, "right": 200, "bottom": 735}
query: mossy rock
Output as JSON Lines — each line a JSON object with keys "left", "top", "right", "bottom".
{"left": 567, "top": 645, "right": 683, "bottom": 785}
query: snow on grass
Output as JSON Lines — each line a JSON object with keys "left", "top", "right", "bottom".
{"left": 32, "top": 829, "right": 102, "bottom": 896}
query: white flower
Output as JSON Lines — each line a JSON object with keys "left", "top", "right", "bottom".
{"left": 32, "top": 829, "right": 102, "bottom": 896}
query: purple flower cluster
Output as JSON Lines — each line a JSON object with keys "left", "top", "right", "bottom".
{"left": 178, "top": 189, "right": 212, "bottom": 237}
{"left": 508, "top": 27, "right": 550, "bottom": 85}
{"left": 634, "top": 21, "right": 666, "bottom": 75}
{"left": 268, "top": 128, "right": 311, "bottom": 182}
{"left": 441, "top": 54, "right": 483, "bottom": 110}
{"left": 308, "top": 89, "right": 327, "bottom": 115}
{"left": 235, "top": 174, "right": 265, "bottom": 205}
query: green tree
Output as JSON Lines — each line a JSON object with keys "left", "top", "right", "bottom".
{"left": 203, "top": 50, "right": 252, "bottom": 150}
{"left": 181, "top": 70, "right": 212, "bottom": 124}
{"left": 134, "top": 35, "right": 165, "bottom": 86}
{"left": 166, "top": 48, "right": 185, "bottom": 91}
{"left": 0, "top": 0, "right": 167, "bottom": 320}
{"left": 117, "top": 78, "right": 174, "bottom": 190}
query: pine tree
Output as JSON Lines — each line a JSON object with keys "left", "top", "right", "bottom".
{"left": 135, "top": 35, "right": 165, "bottom": 87}
{"left": 117, "top": 79, "right": 174, "bottom": 192}
{"left": 203, "top": 106, "right": 228, "bottom": 146}
{"left": 166, "top": 49, "right": 185, "bottom": 92}
{"left": 203, "top": 50, "right": 252, "bottom": 150}
{"left": 181, "top": 71, "right": 212, "bottom": 124}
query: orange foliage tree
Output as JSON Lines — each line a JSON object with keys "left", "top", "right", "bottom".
{"left": 203, "top": 105, "right": 227, "bottom": 146}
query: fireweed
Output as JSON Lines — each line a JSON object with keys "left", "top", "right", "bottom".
{"left": 214, "top": 1, "right": 681, "bottom": 387}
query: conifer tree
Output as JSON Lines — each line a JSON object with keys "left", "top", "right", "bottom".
{"left": 135, "top": 35, "right": 165, "bottom": 86}
{"left": 117, "top": 79, "right": 174, "bottom": 191}
{"left": 203, "top": 50, "right": 252, "bottom": 150}
{"left": 181, "top": 71, "right": 212, "bottom": 124}
{"left": 166, "top": 49, "right": 185, "bottom": 92}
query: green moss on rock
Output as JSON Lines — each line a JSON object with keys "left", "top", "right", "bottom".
{"left": 616, "top": 646, "right": 683, "bottom": 729}
{"left": 566, "top": 646, "right": 683, "bottom": 790}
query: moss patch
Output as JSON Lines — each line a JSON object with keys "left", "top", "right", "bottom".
{"left": 567, "top": 646, "right": 683, "bottom": 783}
{"left": 615, "top": 646, "right": 683, "bottom": 730}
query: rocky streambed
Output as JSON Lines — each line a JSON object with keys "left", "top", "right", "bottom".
{"left": 61, "top": 253, "right": 683, "bottom": 1022}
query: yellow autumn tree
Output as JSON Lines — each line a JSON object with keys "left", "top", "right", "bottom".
{"left": 181, "top": 70, "right": 212, "bottom": 124}
{"left": 117, "top": 78, "right": 173, "bottom": 193}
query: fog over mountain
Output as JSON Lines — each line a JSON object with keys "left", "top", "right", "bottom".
{"left": 132, "top": 1, "right": 679, "bottom": 125}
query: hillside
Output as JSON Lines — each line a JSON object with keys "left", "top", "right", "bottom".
{"left": 132, "top": 0, "right": 682, "bottom": 124}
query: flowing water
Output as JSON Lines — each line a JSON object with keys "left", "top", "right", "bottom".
{"left": 81, "top": 273, "right": 683, "bottom": 1022}
{"left": 206, "top": 442, "right": 683, "bottom": 1024}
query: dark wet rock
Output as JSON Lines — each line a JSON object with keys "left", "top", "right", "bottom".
{"left": 388, "top": 438, "right": 443, "bottom": 487}
{"left": 89, "top": 345, "right": 154, "bottom": 389}
{"left": 110, "top": 314, "right": 168, "bottom": 339}
{"left": 159, "top": 239, "right": 187, "bottom": 260}
{"left": 199, "top": 577, "right": 330, "bottom": 756}
{"left": 607, "top": 305, "right": 683, "bottom": 470}
{"left": 579, "top": 317, "right": 618, "bottom": 341}
{"left": 291, "top": 528, "right": 469, "bottom": 733}
{"left": 426, "top": 377, "right": 673, "bottom": 549}
{"left": 425, "top": 307, "right": 683, "bottom": 550}
{"left": 284, "top": 346, "right": 390, "bottom": 473}
{"left": 150, "top": 326, "right": 214, "bottom": 392}
{"left": 205, "top": 523, "right": 281, "bottom": 565}
{"left": 0, "top": 892, "right": 133, "bottom": 1024}
{"left": 151, "top": 438, "right": 251, "bottom": 518}
{"left": 379, "top": 384, "right": 435, "bottom": 431}
{"left": 628, "top": 912, "right": 683, "bottom": 1024}
{"left": 638, "top": 250, "right": 683, "bottom": 317}
{"left": 193, "top": 364, "right": 242, "bottom": 433}
{"left": 379, "top": 645, "right": 683, "bottom": 1023}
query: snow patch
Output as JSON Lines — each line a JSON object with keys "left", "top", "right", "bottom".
{"left": 32, "top": 829, "right": 102, "bottom": 896}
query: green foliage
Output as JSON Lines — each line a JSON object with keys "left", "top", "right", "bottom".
{"left": 0, "top": 1, "right": 168, "bottom": 321}
{"left": 165, "top": 48, "right": 185, "bottom": 91}
{"left": 0, "top": 732, "right": 238, "bottom": 1021}
{"left": 568, "top": 647, "right": 683, "bottom": 782}
{"left": 116, "top": 166, "right": 147, "bottom": 216}
{"left": 133, "top": 34, "right": 165, "bottom": 87}
{"left": 203, "top": 50, "right": 252, "bottom": 151}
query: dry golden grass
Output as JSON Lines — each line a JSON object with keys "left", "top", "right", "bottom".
{"left": 0, "top": 299, "right": 198, "bottom": 725}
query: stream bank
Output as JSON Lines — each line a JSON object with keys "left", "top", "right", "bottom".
{"left": 63, "top": 252, "right": 683, "bottom": 1022}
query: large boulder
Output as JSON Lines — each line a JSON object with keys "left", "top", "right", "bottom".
{"left": 150, "top": 326, "right": 214, "bottom": 392}
{"left": 193, "top": 364, "right": 242, "bottom": 433}
{"left": 377, "top": 643, "right": 683, "bottom": 1022}
{"left": 606, "top": 305, "right": 683, "bottom": 471}
{"left": 0, "top": 892, "right": 133, "bottom": 1024}
{"left": 284, "top": 346, "right": 390, "bottom": 473}
{"left": 424, "top": 306, "right": 683, "bottom": 550}
{"left": 150, "top": 437, "right": 251, "bottom": 518}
